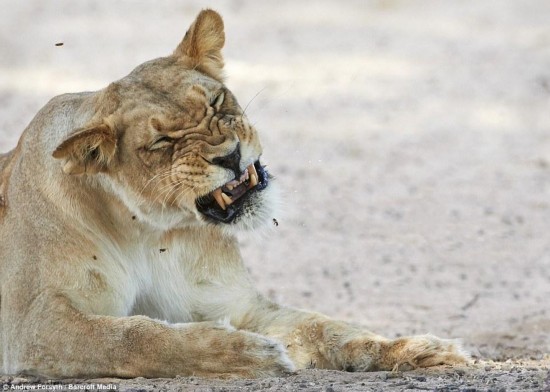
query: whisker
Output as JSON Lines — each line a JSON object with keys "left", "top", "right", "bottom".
{"left": 146, "top": 181, "right": 183, "bottom": 222}
{"left": 174, "top": 186, "right": 196, "bottom": 207}
{"left": 151, "top": 181, "right": 182, "bottom": 207}
{"left": 158, "top": 180, "right": 197, "bottom": 221}
{"left": 137, "top": 170, "right": 173, "bottom": 207}
{"left": 159, "top": 178, "right": 195, "bottom": 208}
{"left": 242, "top": 87, "right": 267, "bottom": 117}
{"left": 162, "top": 181, "right": 185, "bottom": 207}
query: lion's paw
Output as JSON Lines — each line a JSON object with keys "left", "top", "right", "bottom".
{"left": 336, "top": 333, "right": 469, "bottom": 372}
{"left": 217, "top": 330, "right": 296, "bottom": 378}
{"left": 244, "top": 333, "right": 297, "bottom": 377}
{"left": 384, "top": 334, "right": 470, "bottom": 371}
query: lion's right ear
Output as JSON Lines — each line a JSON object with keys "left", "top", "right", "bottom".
{"left": 173, "top": 9, "right": 225, "bottom": 80}
{"left": 52, "top": 123, "right": 117, "bottom": 175}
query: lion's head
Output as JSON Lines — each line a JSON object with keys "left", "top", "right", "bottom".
{"left": 51, "top": 10, "right": 276, "bottom": 231}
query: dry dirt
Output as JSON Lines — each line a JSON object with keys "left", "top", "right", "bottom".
{"left": 0, "top": 0, "right": 549, "bottom": 391}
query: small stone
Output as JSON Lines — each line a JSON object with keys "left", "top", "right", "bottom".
{"left": 11, "top": 377, "right": 28, "bottom": 385}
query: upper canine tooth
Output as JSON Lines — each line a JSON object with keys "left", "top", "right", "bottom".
{"left": 248, "top": 164, "right": 259, "bottom": 188}
{"left": 221, "top": 192, "right": 233, "bottom": 206}
{"left": 250, "top": 173, "right": 258, "bottom": 187}
{"left": 212, "top": 188, "right": 226, "bottom": 210}
{"left": 248, "top": 164, "right": 258, "bottom": 179}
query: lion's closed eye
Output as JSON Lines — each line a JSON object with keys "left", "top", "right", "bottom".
{"left": 149, "top": 136, "right": 174, "bottom": 151}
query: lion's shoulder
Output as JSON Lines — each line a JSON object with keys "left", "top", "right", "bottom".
{"left": 0, "top": 142, "right": 21, "bottom": 186}
{"left": 0, "top": 152, "right": 9, "bottom": 173}
{"left": 0, "top": 149, "right": 16, "bottom": 214}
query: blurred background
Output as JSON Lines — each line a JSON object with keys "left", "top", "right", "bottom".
{"left": 1, "top": 0, "right": 549, "bottom": 360}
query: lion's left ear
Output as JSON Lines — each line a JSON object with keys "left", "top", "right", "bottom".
{"left": 173, "top": 9, "right": 225, "bottom": 80}
{"left": 52, "top": 123, "right": 117, "bottom": 175}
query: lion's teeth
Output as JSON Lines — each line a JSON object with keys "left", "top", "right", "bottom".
{"left": 247, "top": 164, "right": 259, "bottom": 188}
{"left": 248, "top": 164, "right": 258, "bottom": 179}
{"left": 250, "top": 173, "right": 258, "bottom": 187}
{"left": 221, "top": 192, "right": 233, "bottom": 206}
{"left": 227, "top": 184, "right": 234, "bottom": 191}
{"left": 212, "top": 188, "right": 226, "bottom": 210}
{"left": 240, "top": 169, "right": 248, "bottom": 183}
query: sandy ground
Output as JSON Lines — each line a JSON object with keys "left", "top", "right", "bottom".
{"left": 1, "top": 0, "right": 549, "bottom": 391}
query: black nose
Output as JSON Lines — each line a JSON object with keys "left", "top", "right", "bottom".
{"left": 212, "top": 143, "right": 241, "bottom": 178}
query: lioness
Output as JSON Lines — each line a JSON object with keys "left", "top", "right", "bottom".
{"left": 0, "top": 10, "right": 468, "bottom": 378}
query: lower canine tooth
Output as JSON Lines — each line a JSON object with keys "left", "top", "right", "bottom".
{"left": 212, "top": 188, "right": 226, "bottom": 210}
{"left": 221, "top": 192, "right": 233, "bottom": 206}
{"left": 240, "top": 170, "right": 248, "bottom": 183}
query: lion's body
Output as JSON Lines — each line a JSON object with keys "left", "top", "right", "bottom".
{"left": 0, "top": 10, "right": 467, "bottom": 379}
{"left": 0, "top": 90, "right": 268, "bottom": 377}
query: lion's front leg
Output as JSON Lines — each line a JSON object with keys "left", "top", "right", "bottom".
{"left": 330, "top": 330, "right": 469, "bottom": 372}
{"left": 3, "top": 289, "right": 295, "bottom": 379}
{"left": 237, "top": 298, "right": 468, "bottom": 372}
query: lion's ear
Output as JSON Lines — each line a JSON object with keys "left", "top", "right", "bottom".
{"left": 174, "top": 9, "right": 225, "bottom": 79}
{"left": 52, "top": 123, "right": 117, "bottom": 175}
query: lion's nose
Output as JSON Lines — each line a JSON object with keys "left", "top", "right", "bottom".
{"left": 212, "top": 143, "right": 242, "bottom": 178}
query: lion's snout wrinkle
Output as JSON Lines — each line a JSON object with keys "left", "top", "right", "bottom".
{"left": 0, "top": 9, "right": 469, "bottom": 379}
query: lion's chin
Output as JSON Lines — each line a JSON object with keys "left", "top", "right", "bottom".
{"left": 195, "top": 160, "right": 270, "bottom": 225}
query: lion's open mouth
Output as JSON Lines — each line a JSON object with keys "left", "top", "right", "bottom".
{"left": 196, "top": 161, "right": 268, "bottom": 223}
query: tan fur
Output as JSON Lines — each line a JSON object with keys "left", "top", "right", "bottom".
{"left": 0, "top": 9, "right": 468, "bottom": 378}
